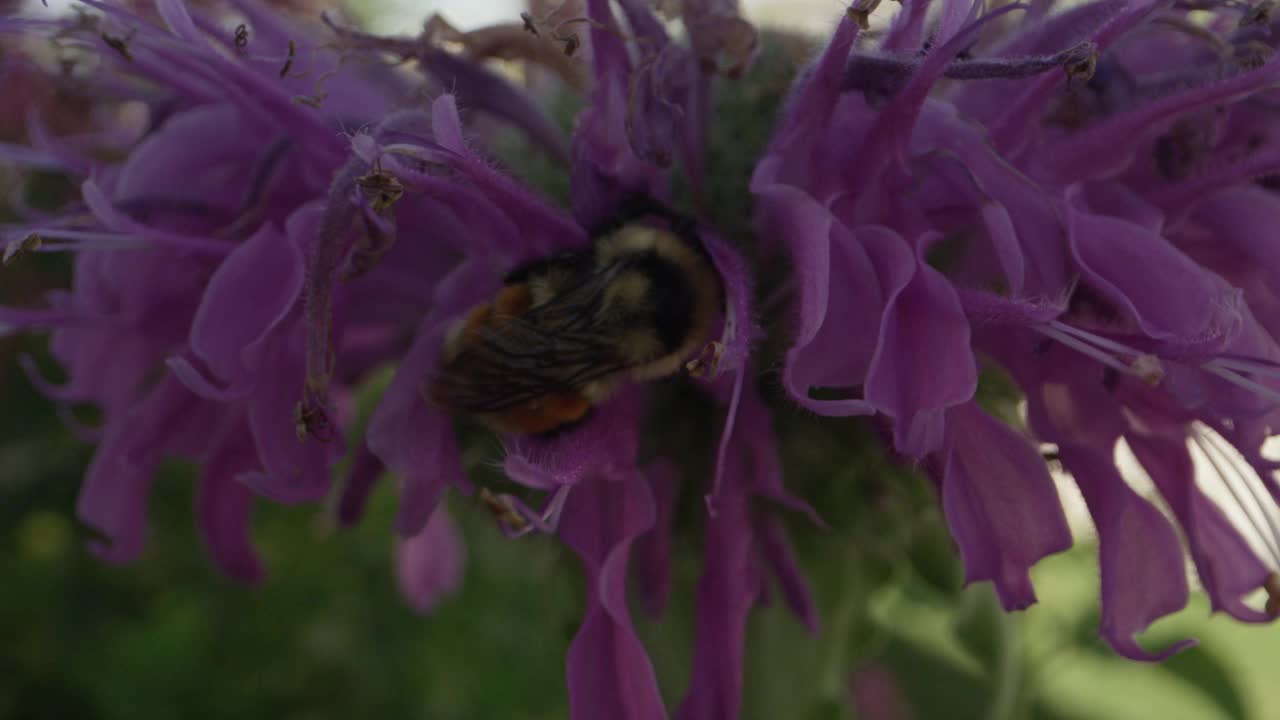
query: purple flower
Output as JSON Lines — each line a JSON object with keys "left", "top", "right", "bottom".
{"left": 849, "top": 664, "right": 915, "bottom": 720}
{"left": 760, "top": 1, "right": 1280, "bottom": 659}
{"left": 14, "top": 0, "right": 1280, "bottom": 713}
{"left": 1, "top": 0, "right": 812, "bottom": 716}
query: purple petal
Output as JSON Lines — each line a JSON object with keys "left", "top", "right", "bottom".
{"left": 1039, "top": 55, "right": 1280, "bottom": 182}
{"left": 571, "top": 0, "right": 663, "bottom": 230}
{"left": 849, "top": 665, "right": 915, "bottom": 720}
{"left": 190, "top": 221, "right": 303, "bottom": 387}
{"left": 418, "top": 50, "right": 570, "bottom": 164}
{"left": 155, "top": 0, "right": 205, "bottom": 47}
{"left": 675, "top": 496, "right": 756, "bottom": 720}
{"left": 1193, "top": 187, "right": 1280, "bottom": 338}
{"left": 78, "top": 375, "right": 220, "bottom": 563}
{"left": 113, "top": 105, "right": 254, "bottom": 215}
{"left": 1019, "top": 341, "right": 1129, "bottom": 449}
{"left": 699, "top": 228, "right": 754, "bottom": 377}
{"left": 846, "top": 3, "right": 1024, "bottom": 201}
{"left": 684, "top": 10, "right": 758, "bottom": 79}
{"left": 242, "top": 320, "right": 333, "bottom": 504}
{"left": 82, "top": 177, "right": 228, "bottom": 256}
{"left": 756, "top": 514, "right": 819, "bottom": 633}
{"left": 504, "top": 387, "right": 644, "bottom": 489}
{"left": 1065, "top": 186, "right": 1243, "bottom": 354}
{"left": 198, "top": 423, "right": 264, "bottom": 584}
{"left": 781, "top": 218, "right": 907, "bottom": 416}
{"left": 912, "top": 107, "right": 1071, "bottom": 297}
{"left": 366, "top": 316, "right": 468, "bottom": 535}
{"left": 989, "top": 0, "right": 1173, "bottom": 153}
{"left": 634, "top": 460, "right": 680, "bottom": 617}
{"left": 1126, "top": 432, "right": 1272, "bottom": 623}
{"left": 762, "top": 16, "right": 857, "bottom": 160}
{"left": 959, "top": 289, "right": 1066, "bottom": 326}
{"left": 396, "top": 505, "right": 466, "bottom": 614}
{"left": 626, "top": 44, "right": 690, "bottom": 168}
{"left": 865, "top": 236, "right": 977, "bottom": 457}
{"left": 561, "top": 473, "right": 668, "bottom": 720}
{"left": 337, "top": 441, "right": 384, "bottom": 528}
{"left": 940, "top": 401, "right": 1073, "bottom": 610}
{"left": 427, "top": 94, "right": 586, "bottom": 258}
{"left": 1059, "top": 444, "right": 1193, "bottom": 661}
{"left": 680, "top": 381, "right": 815, "bottom": 717}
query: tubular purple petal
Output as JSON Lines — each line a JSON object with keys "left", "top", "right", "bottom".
{"left": 1060, "top": 444, "right": 1194, "bottom": 660}
{"left": 562, "top": 473, "right": 668, "bottom": 720}
{"left": 940, "top": 402, "right": 1073, "bottom": 610}
{"left": 396, "top": 506, "right": 466, "bottom": 614}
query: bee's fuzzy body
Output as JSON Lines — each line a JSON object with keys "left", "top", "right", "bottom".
{"left": 430, "top": 214, "right": 721, "bottom": 435}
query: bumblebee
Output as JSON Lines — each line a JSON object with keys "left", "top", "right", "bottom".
{"left": 428, "top": 200, "right": 722, "bottom": 434}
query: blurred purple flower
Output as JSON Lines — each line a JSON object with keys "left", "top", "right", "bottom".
{"left": 849, "top": 664, "right": 914, "bottom": 720}
{"left": 759, "top": 1, "right": 1280, "bottom": 659}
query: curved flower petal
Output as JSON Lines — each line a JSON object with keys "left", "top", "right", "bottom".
{"left": 675, "top": 495, "right": 755, "bottom": 720}
{"left": 940, "top": 401, "right": 1072, "bottom": 610}
{"left": 396, "top": 505, "right": 466, "bottom": 614}
{"left": 571, "top": 0, "right": 663, "bottom": 230}
{"left": 865, "top": 236, "right": 977, "bottom": 457}
{"left": 198, "top": 422, "right": 264, "bottom": 584}
{"left": 190, "top": 221, "right": 303, "bottom": 388}
{"left": 756, "top": 514, "right": 819, "bottom": 633}
{"left": 561, "top": 472, "right": 668, "bottom": 720}
{"left": 1065, "top": 186, "right": 1243, "bottom": 354}
{"left": 242, "top": 320, "right": 333, "bottom": 504}
{"left": 1059, "top": 444, "right": 1193, "bottom": 661}
{"left": 634, "top": 460, "right": 680, "bottom": 618}
{"left": 366, "top": 316, "right": 469, "bottom": 535}
{"left": 77, "top": 375, "right": 221, "bottom": 563}
{"left": 1126, "top": 432, "right": 1272, "bottom": 623}
{"left": 504, "top": 387, "right": 644, "bottom": 489}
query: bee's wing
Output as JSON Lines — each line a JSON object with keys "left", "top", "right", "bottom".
{"left": 429, "top": 266, "right": 634, "bottom": 413}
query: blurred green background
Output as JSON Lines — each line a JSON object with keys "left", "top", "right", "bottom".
{"left": 7, "top": 354, "right": 1280, "bottom": 720}
{"left": 5, "top": 2, "right": 1280, "bottom": 719}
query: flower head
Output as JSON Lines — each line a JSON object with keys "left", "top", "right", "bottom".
{"left": 759, "top": 0, "right": 1280, "bottom": 659}
{"left": 12, "top": 0, "right": 1280, "bottom": 712}
{"left": 0, "top": 0, "right": 813, "bottom": 715}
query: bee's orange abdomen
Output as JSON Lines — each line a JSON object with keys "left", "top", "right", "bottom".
{"left": 459, "top": 302, "right": 492, "bottom": 339}
{"left": 494, "top": 391, "right": 592, "bottom": 434}
{"left": 447, "top": 283, "right": 533, "bottom": 361}
{"left": 493, "top": 283, "right": 533, "bottom": 319}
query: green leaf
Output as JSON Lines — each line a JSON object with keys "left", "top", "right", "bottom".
{"left": 1155, "top": 647, "right": 1249, "bottom": 720}
{"left": 906, "top": 514, "right": 964, "bottom": 599}
{"left": 952, "top": 585, "right": 1004, "bottom": 670}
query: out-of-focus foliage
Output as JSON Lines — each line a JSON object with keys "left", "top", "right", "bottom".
{"left": 3, "top": 20, "right": 1280, "bottom": 720}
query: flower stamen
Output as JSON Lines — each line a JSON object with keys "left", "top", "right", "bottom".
{"left": 3, "top": 233, "right": 42, "bottom": 266}
{"left": 1265, "top": 573, "right": 1280, "bottom": 617}
{"left": 1202, "top": 361, "right": 1280, "bottom": 405}
{"left": 280, "top": 39, "right": 295, "bottom": 78}
{"left": 1191, "top": 423, "right": 1280, "bottom": 575}
{"left": 1035, "top": 321, "right": 1147, "bottom": 376}
{"left": 846, "top": 0, "right": 882, "bottom": 30}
